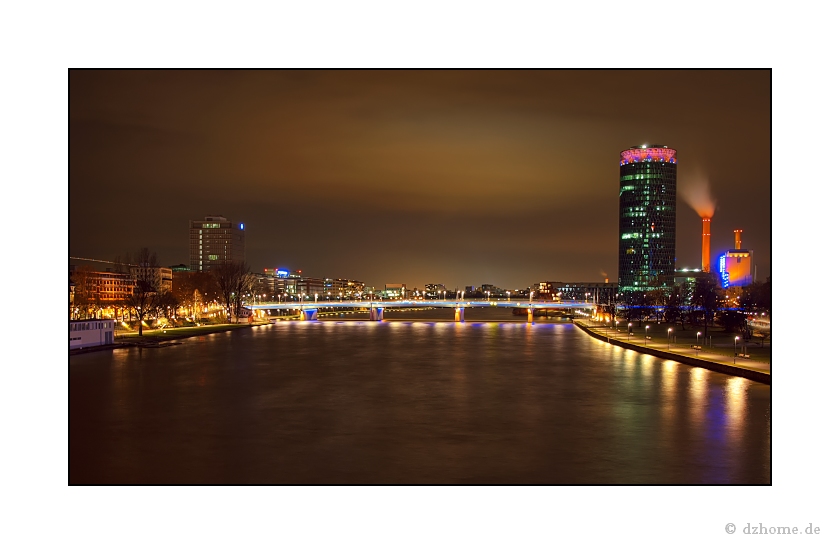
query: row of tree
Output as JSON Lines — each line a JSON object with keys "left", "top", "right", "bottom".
{"left": 72, "top": 248, "right": 264, "bottom": 336}
{"left": 617, "top": 275, "right": 771, "bottom": 343}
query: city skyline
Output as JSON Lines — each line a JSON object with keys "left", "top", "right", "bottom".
{"left": 70, "top": 70, "right": 770, "bottom": 289}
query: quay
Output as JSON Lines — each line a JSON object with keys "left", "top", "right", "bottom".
{"left": 575, "top": 320, "right": 770, "bottom": 385}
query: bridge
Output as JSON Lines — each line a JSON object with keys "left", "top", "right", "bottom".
{"left": 243, "top": 299, "right": 596, "bottom": 323}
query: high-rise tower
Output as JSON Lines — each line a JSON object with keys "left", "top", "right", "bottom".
{"left": 618, "top": 145, "right": 677, "bottom": 303}
{"left": 189, "top": 215, "right": 246, "bottom": 272}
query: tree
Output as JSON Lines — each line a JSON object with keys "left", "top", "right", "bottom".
{"left": 717, "top": 310, "right": 748, "bottom": 335}
{"left": 754, "top": 326, "right": 771, "bottom": 347}
{"left": 233, "top": 267, "right": 257, "bottom": 322}
{"left": 154, "top": 290, "right": 180, "bottom": 320}
{"left": 123, "top": 247, "right": 160, "bottom": 336}
{"left": 664, "top": 284, "right": 687, "bottom": 330}
{"left": 70, "top": 265, "right": 96, "bottom": 319}
{"left": 172, "top": 270, "right": 219, "bottom": 318}
{"left": 211, "top": 261, "right": 254, "bottom": 323}
{"left": 692, "top": 273, "right": 721, "bottom": 339}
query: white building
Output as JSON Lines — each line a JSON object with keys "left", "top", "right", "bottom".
{"left": 70, "top": 319, "right": 116, "bottom": 350}
{"left": 130, "top": 266, "right": 173, "bottom": 292}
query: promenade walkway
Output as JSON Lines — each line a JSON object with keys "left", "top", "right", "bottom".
{"left": 575, "top": 320, "right": 770, "bottom": 384}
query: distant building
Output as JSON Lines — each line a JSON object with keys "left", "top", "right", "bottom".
{"left": 296, "top": 277, "right": 325, "bottom": 298}
{"left": 189, "top": 215, "right": 246, "bottom": 272}
{"left": 325, "top": 278, "right": 365, "bottom": 298}
{"left": 130, "top": 266, "right": 173, "bottom": 292}
{"left": 535, "top": 281, "right": 618, "bottom": 304}
{"left": 169, "top": 264, "right": 191, "bottom": 273}
{"left": 385, "top": 283, "right": 406, "bottom": 299}
{"left": 718, "top": 229, "right": 754, "bottom": 288}
{"left": 618, "top": 145, "right": 677, "bottom": 303}
{"left": 70, "top": 266, "right": 135, "bottom": 316}
{"left": 672, "top": 268, "right": 704, "bottom": 288}
{"left": 425, "top": 284, "right": 445, "bottom": 296}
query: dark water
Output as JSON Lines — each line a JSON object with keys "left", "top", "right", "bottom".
{"left": 69, "top": 309, "right": 771, "bottom": 484}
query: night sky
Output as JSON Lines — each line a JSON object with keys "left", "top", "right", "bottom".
{"left": 69, "top": 70, "right": 770, "bottom": 289}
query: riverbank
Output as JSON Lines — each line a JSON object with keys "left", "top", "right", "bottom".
{"left": 575, "top": 320, "right": 770, "bottom": 385}
{"left": 69, "top": 322, "right": 274, "bottom": 355}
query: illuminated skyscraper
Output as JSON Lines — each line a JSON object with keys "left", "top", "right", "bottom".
{"left": 189, "top": 215, "right": 246, "bottom": 272}
{"left": 618, "top": 145, "right": 677, "bottom": 303}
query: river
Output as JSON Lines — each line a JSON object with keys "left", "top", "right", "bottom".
{"left": 69, "top": 308, "right": 770, "bottom": 483}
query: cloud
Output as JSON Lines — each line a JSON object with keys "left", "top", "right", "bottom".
{"left": 679, "top": 168, "right": 716, "bottom": 218}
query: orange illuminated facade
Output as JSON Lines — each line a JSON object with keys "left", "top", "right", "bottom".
{"left": 718, "top": 229, "right": 754, "bottom": 288}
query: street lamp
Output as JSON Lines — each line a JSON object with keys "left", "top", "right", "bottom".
{"left": 697, "top": 332, "right": 701, "bottom": 347}
{"left": 667, "top": 328, "right": 673, "bottom": 351}
{"left": 507, "top": 290, "right": 511, "bottom": 303}
{"left": 645, "top": 325, "right": 649, "bottom": 345}
{"left": 486, "top": 290, "right": 491, "bottom": 303}
{"left": 734, "top": 336, "right": 740, "bottom": 362}
{"left": 628, "top": 322, "right": 632, "bottom": 341}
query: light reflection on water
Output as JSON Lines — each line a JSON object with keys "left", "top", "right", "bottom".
{"left": 70, "top": 312, "right": 770, "bottom": 484}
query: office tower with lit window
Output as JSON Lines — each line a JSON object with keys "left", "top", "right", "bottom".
{"left": 618, "top": 145, "right": 677, "bottom": 303}
{"left": 189, "top": 215, "right": 246, "bottom": 272}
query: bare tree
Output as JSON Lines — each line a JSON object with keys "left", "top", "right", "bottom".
{"left": 211, "top": 262, "right": 239, "bottom": 322}
{"left": 210, "top": 262, "right": 256, "bottom": 323}
{"left": 125, "top": 280, "right": 156, "bottom": 336}
{"left": 692, "top": 273, "right": 721, "bottom": 339}
{"left": 123, "top": 248, "right": 160, "bottom": 336}
{"left": 70, "top": 266, "right": 96, "bottom": 319}
{"left": 153, "top": 290, "right": 180, "bottom": 320}
{"left": 172, "top": 270, "right": 218, "bottom": 319}
{"left": 234, "top": 268, "right": 257, "bottom": 321}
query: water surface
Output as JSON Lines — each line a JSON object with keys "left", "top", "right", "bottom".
{"left": 70, "top": 311, "right": 771, "bottom": 484}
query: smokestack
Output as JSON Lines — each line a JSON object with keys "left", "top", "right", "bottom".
{"left": 734, "top": 229, "right": 743, "bottom": 250}
{"left": 702, "top": 217, "right": 711, "bottom": 272}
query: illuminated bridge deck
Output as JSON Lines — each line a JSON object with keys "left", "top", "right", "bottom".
{"left": 245, "top": 300, "right": 596, "bottom": 310}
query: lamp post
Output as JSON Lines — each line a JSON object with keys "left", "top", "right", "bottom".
{"left": 628, "top": 322, "right": 632, "bottom": 341}
{"left": 667, "top": 328, "right": 673, "bottom": 351}
{"left": 486, "top": 290, "right": 491, "bottom": 303}
{"left": 645, "top": 325, "right": 650, "bottom": 346}
{"left": 507, "top": 290, "right": 511, "bottom": 303}
{"left": 697, "top": 332, "right": 701, "bottom": 347}
{"left": 734, "top": 336, "right": 740, "bottom": 362}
